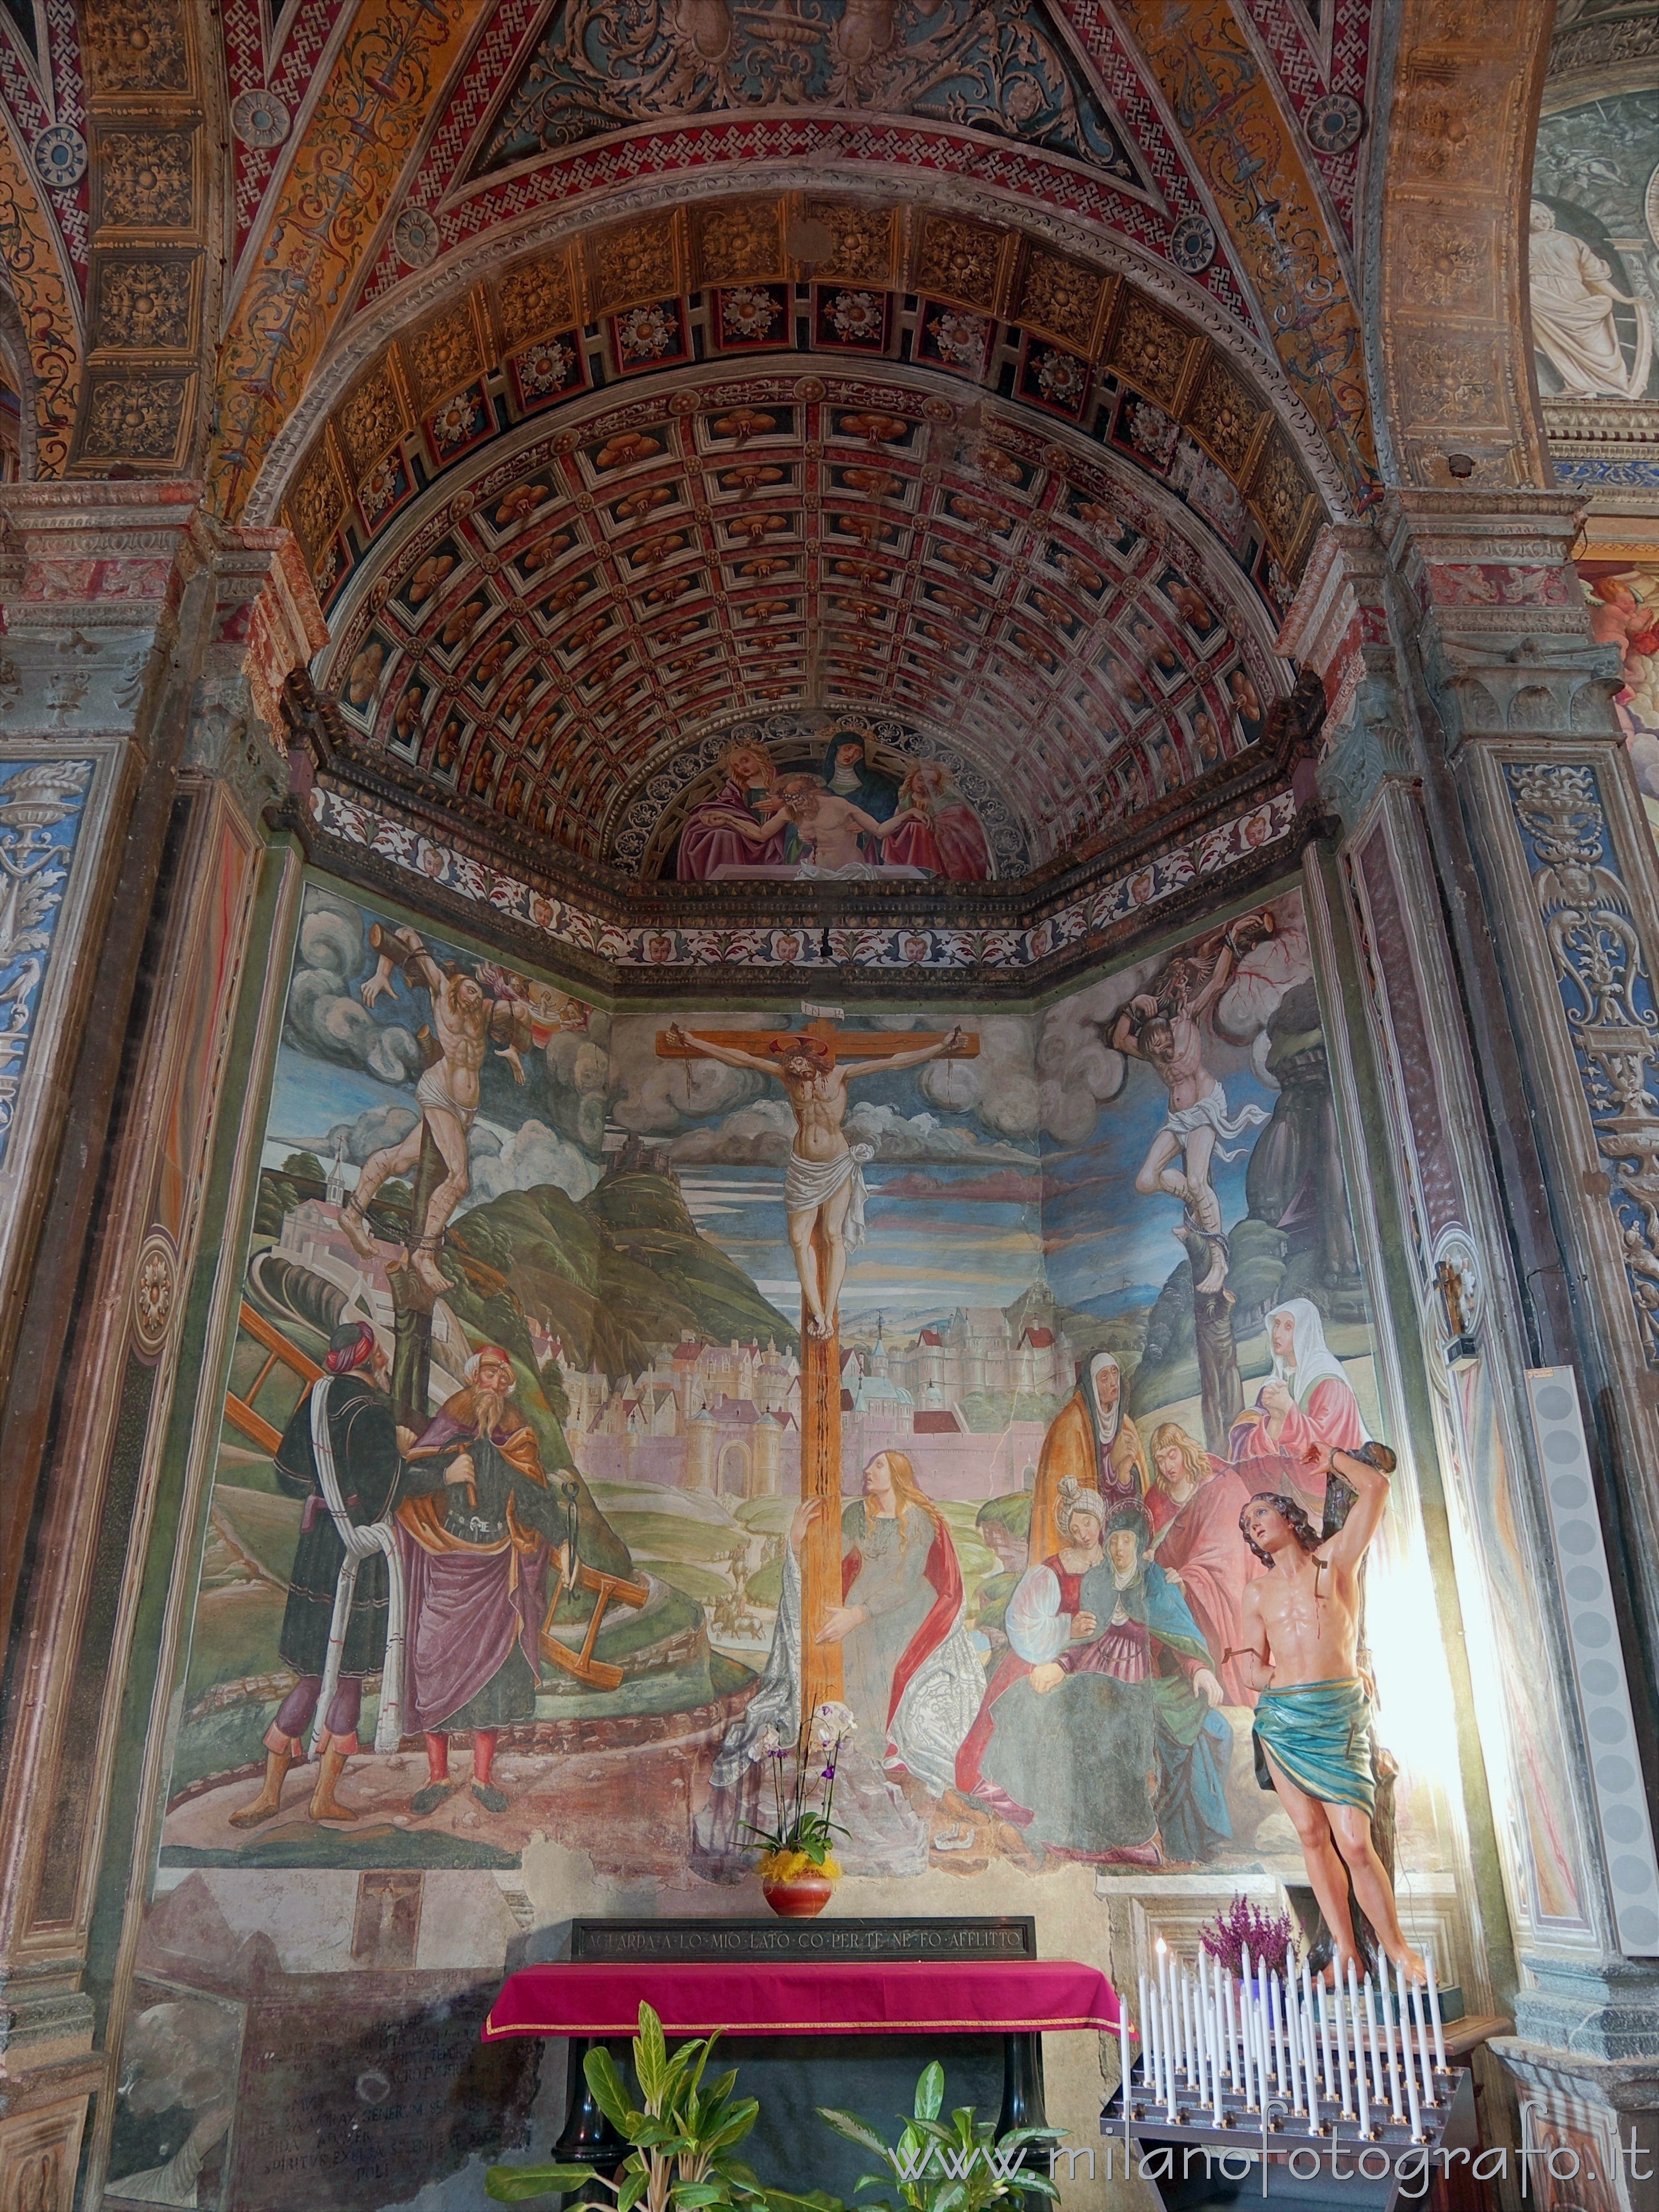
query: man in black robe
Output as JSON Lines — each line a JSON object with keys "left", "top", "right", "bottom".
{"left": 230, "top": 1320, "right": 403, "bottom": 1827}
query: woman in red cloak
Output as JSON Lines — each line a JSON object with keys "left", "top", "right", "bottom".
{"left": 676, "top": 742, "right": 788, "bottom": 880}
{"left": 801, "top": 1449, "right": 982, "bottom": 1796}
{"left": 1145, "top": 1421, "right": 1261, "bottom": 1705}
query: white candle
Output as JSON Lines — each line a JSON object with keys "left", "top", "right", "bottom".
{"left": 1354, "top": 1991, "right": 1371, "bottom": 2124}
{"left": 1271, "top": 1970, "right": 1287, "bottom": 2098}
{"left": 1241, "top": 1948, "right": 1256, "bottom": 2109}
{"left": 1284, "top": 1972, "right": 1302, "bottom": 2112}
{"left": 1426, "top": 1953, "right": 1447, "bottom": 2073}
{"left": 1139, "top": 1972, "right": 1152, "bottom": 2088}
{"left": 1396, "top": 1961, "right": 1423, "bottom": 2141}
{"left": 1156, "top": 1941, "right": 1172, "bottom": 2107}
{"left": 1303, "top": 2003, "right": 1322, "bottom": 2126}
{"left": 1183, "top": 1969, "right": 1197, "bottom": 2086}
{"left": 1207, "top": 1973, "right": 1224, "bottom": 2126}
{"left": 1334, "top": 1967, "right": 1353, "bottom": 2118}
{"left": 1383, "top": 1980, "right": 1404, "bottom": 2120}
{"left": 1319, "top": 1983, "right": 1336, "bottom": 2099}
{"left": 1363, "top": 1974, "right": 1385, "bottom": 2108}
{"left": 1410, "top": 1977, "right": 1435, "bottom": 2109}
{"left": 1161, "top": 1987, "right": 1178, "bottom": 2122}
{"left": 1349, "top": 1960, "right": 1370, "bottom": 2135}
{"left": 1224, "top": 1970, "right": 1241, "bottom": 2093}
{"left": 1255, "top": 1997, "right": 1273, "bottom": 2138}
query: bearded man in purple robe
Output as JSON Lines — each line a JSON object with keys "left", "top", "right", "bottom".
{"left": 394, "top": 1345, "right": 574, "bottom": 1815}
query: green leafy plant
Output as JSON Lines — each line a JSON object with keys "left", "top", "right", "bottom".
{"left": 816, "top": 2061, "right": 1066, "bottom": 2212}
{"left": 485, "top": 2002, "right": 765, "bottom": 2211}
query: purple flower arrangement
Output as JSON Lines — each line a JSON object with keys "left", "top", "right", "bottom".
{"left": 1199, "top": 1893, "right": 1297, "bottom": 1981}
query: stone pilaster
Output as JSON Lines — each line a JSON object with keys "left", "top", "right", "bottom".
{"left": 1277, "top": 522, "right": 1413, "bottom": 828}
{"left": 1285, "top": 495, "right": 1659, "bottom": 2204}
{"left": 0, "top": 489, "right": 323, "bottom": 2203}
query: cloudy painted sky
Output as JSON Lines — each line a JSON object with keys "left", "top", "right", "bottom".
{"left": 260, "top": 883, "right": 1318, "bottom": 1337}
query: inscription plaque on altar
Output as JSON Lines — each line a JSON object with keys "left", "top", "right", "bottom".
{"left": 569, "top": 1915, "right": 1037, "bottom": 1963}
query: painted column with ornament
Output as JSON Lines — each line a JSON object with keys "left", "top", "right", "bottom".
{"left": 0, "top": 487, "right": 324, "bottom": 2206}
{"left": 1284, "top": 497, "right": 1659, "bottom": 2201}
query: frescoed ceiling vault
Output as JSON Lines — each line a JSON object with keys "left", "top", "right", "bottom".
{"left": 0, "top": 0, "right": 1567, "bottom": 920}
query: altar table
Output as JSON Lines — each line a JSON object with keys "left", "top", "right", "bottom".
{"left": 483, "top": 1958, "right": 1120, "bottom": 2041}
{"left": 484, "top": 1941, "right": 1123, "bottom": 2189}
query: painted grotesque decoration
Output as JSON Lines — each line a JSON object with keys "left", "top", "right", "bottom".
{"left": 476, "top": 0, "right": 1143, "bottom": 176}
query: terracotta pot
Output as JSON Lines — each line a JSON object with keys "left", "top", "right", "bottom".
{"left": 760, "top": 1867, "right": 836, "bottom": 1918}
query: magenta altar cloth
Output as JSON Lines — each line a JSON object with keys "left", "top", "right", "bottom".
{"left": 483, "top": 1959, "right": 1123, "bottom": 2041}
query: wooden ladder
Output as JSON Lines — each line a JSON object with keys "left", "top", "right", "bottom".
{"left": 541, "top": 1563, "right": 649, "bottom": 1692}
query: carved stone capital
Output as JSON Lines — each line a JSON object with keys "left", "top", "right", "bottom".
{"left": 0, "top": 481, "right": 212, "bottom": 637}
{"left": 1276, "top": 524, "right": 1413, "bottom": 825}
{"left": 1425, "top": 630, "right": 1625, "bottom": 750}
{"left": 204, "top": 526, "right": 328, "bottom": 739}
{"left": 1277, "top": 523, "right": 1394, "bottom": 731}
{"left": 1317, "top": 691, "right": 1416, "bottom": 826}
{"left": 0, "top": 482, "right": 215, "bottom": 745}
{"left": 185, "top": 528, "right": 329, "bottom": 816}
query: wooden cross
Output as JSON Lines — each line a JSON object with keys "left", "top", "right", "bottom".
{"left": 656, "top": 1018, "right": 977, "bottom": 1718}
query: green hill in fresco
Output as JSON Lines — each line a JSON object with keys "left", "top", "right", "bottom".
{"left": 447, "top": 1168, "right": 797, "bottom": 1381}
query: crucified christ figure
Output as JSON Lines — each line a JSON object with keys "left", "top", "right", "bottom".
{"left": 341, "top": 927, "right": 533, "bottom": 1296}
{"left": 662, "top": 1023, "right": 965, "bottom": 1338}
{"left": 1110, "top": 913, "right": 1274, "bottom": 1294}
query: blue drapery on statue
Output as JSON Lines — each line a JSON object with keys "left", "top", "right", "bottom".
{"left": 1252, "top": 1676, "right": 1376, "bottom": 1815}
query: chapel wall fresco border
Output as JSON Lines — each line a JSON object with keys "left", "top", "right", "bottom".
{"left": 298, "top": 775, "right": 1315, "bottom": 995}
{"left": 77, "top": 840, "right": 310, "bottom": 2207}
{"left": 1300, "top": 835, "right": 1516, "bottom": 2020}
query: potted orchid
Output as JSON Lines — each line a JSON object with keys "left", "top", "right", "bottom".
{"left": 742, "top": 1701, "right": 856, "bottom": 1918}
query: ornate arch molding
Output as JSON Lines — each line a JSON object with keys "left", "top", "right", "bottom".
{"left": 242, "top": 163, "right": 1357, "bottom": 532}
{"left": 1374, "top": 0, "right": 1554, "bottom": 488}
{"left": 57, "top": 0, "right": 226, "bottom": 478}
{"left": 0, "top": 124, "right": 81, "bottom": 476}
